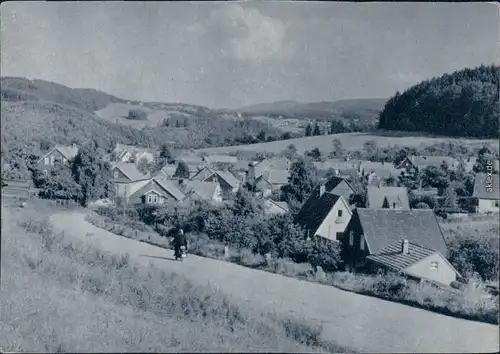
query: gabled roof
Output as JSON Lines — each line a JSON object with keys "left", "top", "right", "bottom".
{"left": 365, "top": 166, "right": 400, "bottom": 180}
{"left": 232, "top": 160, "right": 251, "bottom": 172}
{"left": 112, "top": 162, "right": 150, "bottom": 182}
{"left": 473, "top": 173, "right": 499, "bottom": 200}
{"left": 264, "top": 199, "right": 289, "bottom": 213}
{"left": 203, "top": 155, "right": 239, "bottom": 165}
{"left": 184, "top": 180, "right": 219, "bottom": 201}
{"left": 257, "top": 169, "right": 289, "bottom": 185}
{"left": 366, "top": 241, "right": 461, "bottom": 278}
{"left": 215, "top": 170, "right": 240, "bottom": 188}
{"left": 354, "top": 208, "right": 448, "bottom": 256}
{"left": 152, "top": 176, "right": 185, "bottom": 201}
{"left": 191, "top": 166, "right": 216, "bottom": 181}
{"left": 313, "top": 159, "right": 361, "bottom": 171}
{"left": 253, "top": 157, "right": 291, "bottom": 178}
{"left": 366, "top": 186, "right": 410, "bottom": 209}
{"left": 408, "top": 156, "right": 459, "bottom": 169}
{"left": 324, "top": 176, "right": 356, "bottom": 195}
{"left": 296, "top": 193, "right": 349, "bottom": 233}
{"left": 40, "top": 145, "right": 79, "bottom": 162}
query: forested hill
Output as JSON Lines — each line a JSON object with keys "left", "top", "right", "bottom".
{"left": 378, "top": 65, "right": 499, "bottom": 138}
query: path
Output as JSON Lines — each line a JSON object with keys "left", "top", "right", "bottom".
{"left": 50, "top": 212, "right": 499, "bottom": 353}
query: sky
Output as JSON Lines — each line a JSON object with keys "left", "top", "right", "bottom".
{"left": 1, "top": 1, "right": 499, "bottom": 109}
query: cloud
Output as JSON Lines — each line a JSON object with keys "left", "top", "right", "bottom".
{"left": 206, "top": 4, "right": 291, "bottom": 63}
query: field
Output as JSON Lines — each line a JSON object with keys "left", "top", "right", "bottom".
{"left": 0, "top": 203, "right": 340, "bottom": 353}
{"left": 196, "top": 131, "right": 498, "bottom": 155}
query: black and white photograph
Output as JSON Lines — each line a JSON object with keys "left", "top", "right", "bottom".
{"left": 1, "top": 1, "right": 499, "bottom": 353}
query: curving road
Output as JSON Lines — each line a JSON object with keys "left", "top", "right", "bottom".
{"left": 50, "top": 212, "right": 499, "bottom": 353}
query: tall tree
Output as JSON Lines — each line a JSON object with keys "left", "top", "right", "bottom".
{"left": 280, "top": 156, "right": 319, "bottom": 206}
{"left": 39, "top": 161, "right": 81, "bottom": 201}
{"left": 313, "top": 122, "right": 321, "bottom": 136}
{"left": 71, "top": 142, "right": 114, "bottom": 207}
{"left": 305, "top": 123, "right": 313, "bottom": 137}
{"left": 174, "top": 161, "right": 190, "bottom": 179}
{"left": 330, "top": 138, "right": 343, "bottom": 158}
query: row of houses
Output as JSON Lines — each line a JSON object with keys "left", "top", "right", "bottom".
{"left": 313, "top": 155, "right": 500, "bottom": 182}
{"left": 295, "top": 173, "right": 499, "bottom": 287}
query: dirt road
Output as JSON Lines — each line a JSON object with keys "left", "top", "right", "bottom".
{"left": 50, "top": 212, "right": 499, "bottom": 353}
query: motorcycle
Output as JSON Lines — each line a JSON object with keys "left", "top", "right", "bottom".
{"left": 175, "top": 245, "right": 188, "bottom": 261}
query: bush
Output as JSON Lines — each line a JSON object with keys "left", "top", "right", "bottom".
{"left": 126, "top": 109, "right": 148, "bottom": 121}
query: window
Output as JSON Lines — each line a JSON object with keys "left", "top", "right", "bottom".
{"left": 494, "top": 200, "right": 499, "bottom": 208}
{"left": 393, "top": 203, "right": 397, "bottom": 208}
{"left": 430, "top": 261, "right": 439, "bottom": 270}
{"left": 360, "top": 236, "right": 365, "bottom": 251}
{"left": 44, "top": 157, "right": 50, "bottom": 165}
{"left": 146, "top": 194, "right": 159, "bottom": 204}
{"left": 349, "top": 231, "right": 354, "bottom": 246}
{"left": 114, "top": 170, "right": 119, "bottom": 178}
{"left": 50, "top": 156, "right": 55, "bottom": 165}
{"left": 338, "top": 209, "right": 343, "bottom": 217}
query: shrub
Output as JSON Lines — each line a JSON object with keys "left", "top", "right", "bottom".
{"left": 126, "top": 109, "right": 148, "bottom": 121}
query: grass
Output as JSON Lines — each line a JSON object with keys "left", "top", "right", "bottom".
{"left": 1, "top": 205, "right": 346, "bottom": 353}
{"left": 196, "top": 131, "right": 498, "bottom": 155}
{"left": 85, "top": 210, "right": 499, "bottom": 325}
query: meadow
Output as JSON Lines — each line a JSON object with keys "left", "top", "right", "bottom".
{"left": 196, "top": 131, "right": 498, "bottom": 155}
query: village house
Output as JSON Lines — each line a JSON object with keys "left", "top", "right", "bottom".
{"left": 254, "top": 169, "right": 290, "bottom": 197}
{"left": 320, "top": 176, "right": 357, "bottom": 202}
{"left": 117, "top": 175, "right": 185, "bottom": 205}
{"left": 473, "top": 173, "right": 499, "bottom": 214}
{"left": 111, "top": 162, "right": 150, "bottom": 183}
{"left": 157, "top": 164, "right": 177, "bottom": 179}
{"left": 246, "top": 157, "right": 291, "bottom": 184}
{"left": 38, "top": 144, "right": 79, "bottom": 170}
{"left": 359, "top": 161, "right": 400, "bottom": 185}
{"left": 313, "top": 159, "right": 361, "bottom": 179}
{"left": 295, "top": 190, "right": 352, "bottom": 242}
{"left": 202, "top": 154, "right": 239, "bottom": 167}
{"left": 110, "top": 162, "right": 151, "bottom": 198}
{"left": 366, "top": 186, "right": 410, "bottom": 210}
{"left": 191, "top": 167, "right": 240, "bottom": 200}
{"left": 263, "top": 198, "right": 289, "bottom": 216}
{"left": 181, "top": 180, "right": 223, "bottom": 204}
{"left": 397, "top": 155, "right": 460, "bottom": 175}
{"left": 342, "top": 208, "right": 460, "bottom": 286}
{"left": 112, "top": 144, "right": 155, "bottom": 164}
{"left": 231, "top": 160, "right": 251, "bottom": 183}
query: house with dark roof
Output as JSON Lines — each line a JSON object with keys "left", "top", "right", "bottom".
{"left": 263, "top": 199, "right": 289, "bottom": 216}
{"left": 397, "top": 155, "right": 460, "bottom": 173}
{"left": 473, "top": 173, "right": 499, "bottom": 214}
{"left": 322, "top": 176, "right": 357, "bottom": 202}
{"left": 126, "top": 176, "right": 185, "bottom": 205}
{"left": 296, "top": 191, "right": 352, "bottom": 242}
{"left": 191, "top": 167, "right": 240, "bottom": 200}
{"left": 38, "top": 144, "right": 79, "bottom": 170}
{"left": 366, "top": 186, "right": 410, "bottom": 210}
{"left": 254, "top": 168, "right": 290, "bottom": 197}
{"left": 342, "top": 208, "right": 460, "bottom": 286}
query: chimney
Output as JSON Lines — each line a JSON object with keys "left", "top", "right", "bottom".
{"left": 319, "top": 184, "right": 326, "bottom": 197}
{"left": 247, "top": 162, "right": 256, "bottom": 184}
{"left": 402, "top": 239, "right": 409, "bottom": 255}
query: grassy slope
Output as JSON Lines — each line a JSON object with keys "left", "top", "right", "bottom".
{"left": 0, "top": 203, "right": 337, "bottom": 353}
{"left": 196, "top": 131, "right": 498, "bottom": 155}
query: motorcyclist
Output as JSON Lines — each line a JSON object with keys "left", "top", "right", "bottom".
{"left": 173, "top": 227, "right": 188, "bottom": 259}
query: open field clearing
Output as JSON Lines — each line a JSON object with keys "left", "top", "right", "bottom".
{"left": 196, "top": 132, "right": 498, "bottom": 155}
{"left": 47, "top": 210, "right": 499, "bottom": 353}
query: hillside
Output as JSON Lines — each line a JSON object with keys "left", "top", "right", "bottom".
{"left": 0, "top": 77, "right": 281, "bottom": 159}
{"left": 197, "top": 131, "right": 498, "bottom": 155}
{"left": 378, "top": 64, "right": 500, "bottom": 138}
{"left": 236, "top": 98, "right": 388, "bottom": 123}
